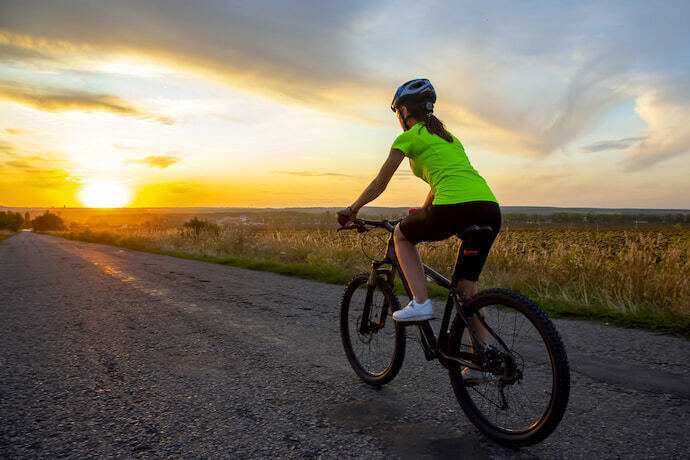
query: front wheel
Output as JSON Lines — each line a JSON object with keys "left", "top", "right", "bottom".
{"left": 340, "top": 273, "right": 406, "bottom": 386}
{"left": 447, "top": 288, "right": 570, "bottom": 447}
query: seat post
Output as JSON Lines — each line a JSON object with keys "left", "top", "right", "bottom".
{"left": 450, "top": 243, "right": 465, "bottom": 290}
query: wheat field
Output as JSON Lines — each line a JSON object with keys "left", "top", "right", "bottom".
{"left": 59, "top": 224, "right": 690, "bottom": 321}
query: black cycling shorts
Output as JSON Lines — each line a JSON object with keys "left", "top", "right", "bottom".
{"left": 399, "top": 201, "right": 501, "bottom": 282}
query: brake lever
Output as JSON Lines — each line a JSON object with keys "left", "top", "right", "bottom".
{"left": 336, "top": 222, "right": 368, "bottom": 233}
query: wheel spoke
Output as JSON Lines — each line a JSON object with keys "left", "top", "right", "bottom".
{"left": 341, "top": 274, "right": 404, "bottom": 385}
{"left": 447, "top": 289, "right": 569, "bottom": 444}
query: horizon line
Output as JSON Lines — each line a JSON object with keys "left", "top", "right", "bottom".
{"left": 2, "top": 205, "right": 690, "bottom": 212}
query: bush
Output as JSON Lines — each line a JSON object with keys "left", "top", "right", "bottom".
{"left": 181, "top": 217, "right": 220, "bottom": 237}
{"left": 0, "top": 211, "right": 24, "bottom": 232}
{"left": 31, "top": 211, "right": 66, "bottom": 231}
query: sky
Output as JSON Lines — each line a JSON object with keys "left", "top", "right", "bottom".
{"left": 0, "top": 0, "right": 689, "bottom": 209}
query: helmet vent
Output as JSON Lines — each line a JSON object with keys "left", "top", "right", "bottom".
{"left": 391, "top": 78, "right": 437, "bottom": 112}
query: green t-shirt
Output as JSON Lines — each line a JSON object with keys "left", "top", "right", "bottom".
{"left": 391, "top": 122, "right": 498, "bottom": 205}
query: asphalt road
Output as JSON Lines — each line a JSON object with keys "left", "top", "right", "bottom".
{"left": 1, "top": 232, "right": 689, "bottom": 458}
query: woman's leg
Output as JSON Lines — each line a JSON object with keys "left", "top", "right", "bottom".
{"left": 458, "top": 279, "right": 488, "bottom": 349}
{"left": 394, "top": 224, "right": 428, "bottom": 303}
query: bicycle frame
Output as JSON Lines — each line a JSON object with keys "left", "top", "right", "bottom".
{"left": 360, "top": 226, "right": 490, "bottom": 370}
{"left": 341, "top": 216, "right": 570, "bottom": 446}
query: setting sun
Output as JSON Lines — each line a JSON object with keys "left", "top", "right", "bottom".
{"left": 79, "top": 181, "right": 132, "bottom": 208}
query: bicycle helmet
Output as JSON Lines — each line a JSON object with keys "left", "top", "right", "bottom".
{"left": 391, "top": 78, "right": 436, "bottom": 112}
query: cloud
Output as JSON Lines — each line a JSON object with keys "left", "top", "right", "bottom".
{"left": 624, "top": 78, "right": 690, "bottom": 170}
{"left": 167, "top": 183, "right": 194, "bottom": 194}
{"left": 64, "top": 168, "right": 88, "bottom": 183}
{"left": 0, "top": 141, "right": 16, "bottom": 156}
{"left": 113, "top": 144, "right": 138, "bottom": 150}
{"left": 0, "top": 152, "right": 66, "bottom": 167}
{"left": 0, "top": 1, "right": 371, "bottom": 108}
{"left": 0, "top": 41, "right": 53, "bottom": 65}
{"left": 581, "top": 137, "right": 645, "bottom": 153}
{"left": 4, "top": 127, "right": 33, "bottom": 136}
{"left": 0, "top": 153, "right": 71, "bottom": 188}
{"left": 0, "top": 0, "right": 688, "bottom": 161}
{"left": 429, "top": 43, "right": 641, "bottom": 157}
{"left": 127, "top": 154, "right": 181, "bottom": 169}
{"left": 273, "top": 170, "right": 352, "bottom": 177}
{"left": 0, "top": 79, "right": 175, "bottom": 124}
{"left": 3, "top": 160, "right": 33, "bottom": 169}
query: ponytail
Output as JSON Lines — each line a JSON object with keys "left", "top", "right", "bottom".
{"left": 403, "top": 99, "right": 454, "bottom": 143}
{"left": 424, "top": 114, "right": 453, "bottom": 143}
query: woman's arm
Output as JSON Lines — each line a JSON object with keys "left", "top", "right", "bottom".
{"left": 349, "top": 149, "right": 405, "bottom": 213}
{"left": 422, "top": 189, "right": 434, "bottom": 208}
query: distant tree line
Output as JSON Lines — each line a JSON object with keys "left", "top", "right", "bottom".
{"left": 0, "top": 210, "right": 67, "bottom": 232}
{"left": 0, "top": 211, "right": 24, "bottom": 231}
{"left": 200, "top": 210, "right": 689, "bottom": 230}
{"left": 263, "top": 211, "right": 336, "bottom": 230}
{"left": 503, "top": 212, "right": 688, "bottom": 225}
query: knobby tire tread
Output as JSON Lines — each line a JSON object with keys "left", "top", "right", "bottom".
{"left": 340, "top": 273, "right": 405, "bottom": 386}
{"left": 448, "top": 288, "right": 570, "bottom": 447}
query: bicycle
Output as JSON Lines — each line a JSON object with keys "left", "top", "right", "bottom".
{"left": 337, "top": 215, "right": 570, "bottom": 447}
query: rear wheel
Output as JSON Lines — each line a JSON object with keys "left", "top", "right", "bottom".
{"left": 340, "top": 273, "right": 405, "bottom": 386}
{"left": 447, "top": 288, "right": 570, "bottom": 447}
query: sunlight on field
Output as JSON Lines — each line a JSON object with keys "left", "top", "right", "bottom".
{"left": 56, "top": 220, "right": 690, "bottom": 324}
{"left": 79, "top": 181, "right": 133, "bottom": 208}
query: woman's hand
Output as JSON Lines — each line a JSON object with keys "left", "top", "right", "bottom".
{"left": 337, "top": 207, "right": 357, "bottom": 227}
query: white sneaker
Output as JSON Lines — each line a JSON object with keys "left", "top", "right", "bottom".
{"left": 392, "top": 299, "right": 434, "bottom": 322}
{"left": 462, "top": 367, "right": 492, "bottom": 386}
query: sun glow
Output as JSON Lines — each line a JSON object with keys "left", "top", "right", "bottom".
{"left": 79, "top": 181, "right": 132, "bottom": 208}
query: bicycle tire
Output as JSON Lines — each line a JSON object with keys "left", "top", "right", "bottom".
{"left": 447, "top": 288, "right": 570, "bottom": 447}
{"left": 340, "top": 273, "right": 406, "bottom": 386}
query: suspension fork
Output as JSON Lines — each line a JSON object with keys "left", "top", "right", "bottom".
{"left": 359, "top": 260, "right": 391, "bottom": 335}
{"left": 358, "top": 262, "right": 377, "bottom": 335}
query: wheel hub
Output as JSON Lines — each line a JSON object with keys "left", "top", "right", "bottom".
{"left": 356, "top": 314, "right": 373, "bottom": 343}
{"left": 484, "top": 345, "right": 524, "bottom": 386}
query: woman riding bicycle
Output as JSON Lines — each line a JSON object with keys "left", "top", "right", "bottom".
{"left": 338, "top": 89, "right": 569, "bottom": 439}
{"left": 339, "top": 79, "right": 501, "bottom": 368}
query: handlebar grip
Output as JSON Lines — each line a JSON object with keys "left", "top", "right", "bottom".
{"left": 336, "top": 207, "right": 356, "bottom": 227}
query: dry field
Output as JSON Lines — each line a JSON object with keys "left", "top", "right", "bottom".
{"left": 57, "top": 224, "right": 690, "bottom": 329}
{"left": 0, "top": 229, "right": 16, "bottom": 243}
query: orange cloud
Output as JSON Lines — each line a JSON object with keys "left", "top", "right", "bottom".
{"left": 127, "top": 155, "right": 181, "bottom": 169}
{"left": 0, "top": 160, "right": 70, "bottom": 188}
{"left": 273, "top": 170, "right": 353, "bottom": 177}
{"left": 4, "top": 127, "right": 33, "bottom": 136}
{"left": 0, "top": 25, "right": 624, "bottom": 158}
{"left": 0, "top": 79, "right": 175, "bottom": 124}
{"left": 0, "top": 141, "right": 16, "bottom": 156}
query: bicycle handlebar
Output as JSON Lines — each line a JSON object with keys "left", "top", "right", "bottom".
{"left": 337, "top": 217, "right": 403, "bottom": 233}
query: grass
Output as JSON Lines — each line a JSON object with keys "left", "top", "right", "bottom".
{"left": 52, "top": 225, "right": 690, "bottom": 338}
{"left": 0, "top": 230, "right": 16, "bottom": 243}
